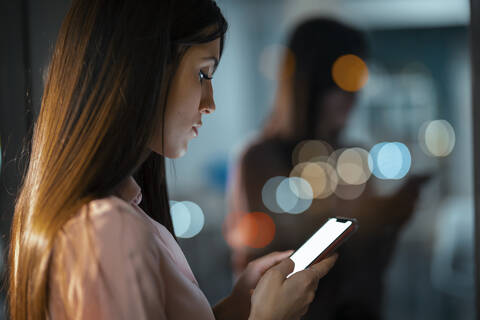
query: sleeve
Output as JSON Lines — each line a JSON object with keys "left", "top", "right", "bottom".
{"left": 49, "top": 198, "right": 167, "bottom": 320}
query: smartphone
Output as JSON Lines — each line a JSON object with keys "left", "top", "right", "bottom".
{"left": 287, "top": 217, "right": 358, "bottom": 278}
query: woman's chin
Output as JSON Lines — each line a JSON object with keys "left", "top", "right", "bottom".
{"left": 166, "top": 146, "right": 187, "bottom": 159}
{"left": 148, "top": 142, "right": 188, "bottom": 159}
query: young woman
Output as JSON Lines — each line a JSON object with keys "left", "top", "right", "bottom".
{"left": 6, "top": 0, "right": 337, "bottom": 319}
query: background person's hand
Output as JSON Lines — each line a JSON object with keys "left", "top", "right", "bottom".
{"left": 249, "top": 254, "right": 338, "bottom": 320}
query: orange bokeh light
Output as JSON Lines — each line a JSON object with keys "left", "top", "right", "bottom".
{"left": 224, "top": 212, "right": 276, "bottom": 249}
{"left": 331, "top": 54, "right": 368, "bottom": 92}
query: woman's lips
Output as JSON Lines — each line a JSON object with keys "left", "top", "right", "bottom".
{"left": 192, "top": 123, "right": 202, "bottom": 137}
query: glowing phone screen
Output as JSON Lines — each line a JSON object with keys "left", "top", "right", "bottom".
{"left": 287, "top": 219, "right": 352, "bottom": 278}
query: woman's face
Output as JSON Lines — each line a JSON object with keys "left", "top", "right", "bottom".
{"left": 316, "top": 88, "right": 356, "bottom": 138}
{"left": 149, "top": 38, "right": 220, "bottom": 158}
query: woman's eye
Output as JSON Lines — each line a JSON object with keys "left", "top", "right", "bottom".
{"left": 198, "top": 70, "right": 212, "bottom": 82}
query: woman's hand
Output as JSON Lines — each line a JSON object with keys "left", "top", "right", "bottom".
{"left": 235, "top": 251, "right": 295, "bottom": 296}
{"left": 213, "top": 250, "right": 294, "bottom": 320}
{"left": 249, "top": 254, "right": 338, "bottom": 320}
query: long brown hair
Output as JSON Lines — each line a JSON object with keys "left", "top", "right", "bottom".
{"left": 6, "top": 0, "right": 227, "bottom": 319}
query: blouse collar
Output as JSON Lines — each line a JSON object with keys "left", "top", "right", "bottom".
{"left": 114, "top": 176, "right": 142, "bottom": 206}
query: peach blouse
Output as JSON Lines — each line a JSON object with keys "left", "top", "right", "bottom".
{"left": 48, "top": 176, "right": 215, "bottom": 320}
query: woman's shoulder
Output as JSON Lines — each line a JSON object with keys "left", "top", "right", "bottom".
{"left": 49, "top": 196, "right": 168, "bottom": 319}
{"left": 66, "top": 195, "right": 150, "bottom": 230}
{"left": 55, "top": 196, "right": 157, "bottom": 259}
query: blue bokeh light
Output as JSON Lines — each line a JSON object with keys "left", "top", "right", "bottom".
{"left": 262, "top": 176, "right": 286, "bottom": 213}
{"left": 393, "top": 142, "right": 412, "bottom": 179}
{"left": 369, "top": 142, "right": 411, "bottom": 180}
{"left": 276, "top": 178, "right": 299, "bottom": 213}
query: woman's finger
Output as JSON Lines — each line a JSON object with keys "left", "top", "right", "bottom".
{"left": 268, "top": 257, "right": 295, "bottom": 278}
{"left": 310, "top": 251, "right": 340, "bottom": 266}
{"left": 251, "top": 250, "right": 294, "bottom": 275}
{"left": 308, "top": 253, "right": 338, "bottom": 281}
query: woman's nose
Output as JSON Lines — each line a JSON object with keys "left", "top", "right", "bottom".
{"left": 199, "top": 81, "right": 216, "bottom": 114}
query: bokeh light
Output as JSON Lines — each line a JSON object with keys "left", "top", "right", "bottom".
{"left": 288, "top": 176, "right": 314, "bottom": 200}
{"left": 292, "top": 140, "right": 333, "bottom": 166}
{"left": 392, "top": 142, "right": 412, "bottom": 179}
{"left": 377, "top": 143, "right": 402, "bottom": 179}
{"left": 287, "top": 177, "right": 313, "bottom": 214}
{"left": 336, "top": 148, "right": 372, "bottom": 185}
{"left": 226, "top": 212, "right": 276, "bottom": 249}
{"left": 332, "top": 54, "right": 369, "bottom": 92}
{"left": 170, "top": 201, "right": 205, "bottom": 238}
{"left": 180, "top": 201, "right": 205, "bottom": 238}
{"left": 327, "top": 148, "right": 345, "bottom": 169}
{"left": 300, "top": 162, "right": 338, "bottom": 199}
{"left": 276, "top": 178, "right": 299, "bottom": 212}
{"left": 369, "top": 143, "right": 387, "bottom": 179}
{"left": 171, "top": 202, "right": 191, "bottom": 237}
{"left": 259, "top": 44, "right": 295, "bottom": 81}
{"left": 262, "top": 176, "right": 286, "bottom": 213}
{"left": 291, "top": 162, "right": 325, "bottom": 197}
{"left": 276, "top": 177, "right": 313, "bottom": 214}
{"left": 419, "top": 120, "right": 456, "bottom": 157}
{"left": 369, "top": 142, "right": 411, "bottom": 180}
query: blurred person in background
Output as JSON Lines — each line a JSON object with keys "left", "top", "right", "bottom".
{"left": 225, "top": 17, "right": 428, "bottom": 320}
{"left": 6, "top": 1, "right": 339, "bottom": 319}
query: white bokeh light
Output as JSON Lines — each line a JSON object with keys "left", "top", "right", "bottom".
{"left": 170, "top": 201, "right": 205, "bottom": 238}
{"left": 306, "top": 162, "right": 337, "bottom": 198}
{"left": 171, "top": 202, "right": 191, "bottom": 237}
{"left": 180, "top": 201, "right": 205, "bottom": 238}
{"left": 419, "top": 120, "right": 456, "bottom": 157}
{"left": 336, "top": 148, "right": 372, "bottom": 185}
{"left": 291, "top": 161, "right": 338, "bottom": 199}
